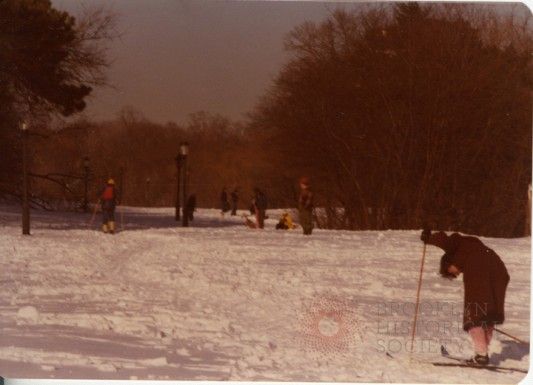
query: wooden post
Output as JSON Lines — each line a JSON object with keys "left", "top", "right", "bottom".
{"left": 21, "top": 124, "right": 30, "bottom": 235}
{"left": 118, "top": 167, "right": 125, "bottom": 204}
{"left": 145, "top": 177, "right": 150, "bottom": 205}
{"left": 182, "top": 155, "right": 188, "bottom": 227}
{"left": 526, "top": 183, "right": 531, "bottom": 236}
{"left": 175, "top": 156, "right": 181, "bottom": 221}
{"left": 82, "top": 156, "right": 90, "bottom": 212}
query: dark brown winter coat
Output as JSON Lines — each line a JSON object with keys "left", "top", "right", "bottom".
{"left": 298, "top": 188, "right": 314, "bottom": 235}
{"left": 298, "top": 188, "right": 313, "bottom": 211}
{"left": 427, "top": 231, "right": 510, "bottom": 331}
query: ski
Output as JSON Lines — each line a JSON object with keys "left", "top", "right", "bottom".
{"left": 432, "top": 361, "right": 527, "bottom": 373}
{"left": 385, "top": 347, "right": 526, "bottom": 373}
{"left": 438, "top": 345, "right": 527, "bottom": 373}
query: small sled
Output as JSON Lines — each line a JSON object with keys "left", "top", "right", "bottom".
{"left": 242, "top": 214, "right": 257, "bottom": 229}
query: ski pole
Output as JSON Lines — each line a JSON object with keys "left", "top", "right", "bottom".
{"left": 88, "top": 201, "right": 99, "bottom": 227}
{"left": 494, "top": 327, "right": 528, "bottom": 344}
{"left": 410, "top": 242, "right": 427, "bottom": 358}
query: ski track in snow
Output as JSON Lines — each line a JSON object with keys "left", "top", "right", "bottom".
{"left": 0, "top": 205, "right": 530, "bottom": 382}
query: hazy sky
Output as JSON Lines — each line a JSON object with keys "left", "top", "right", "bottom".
{"left": 51, "top": 1, "right": 528, "bottom": 125}
{"left": 51, "top": 0, "right": 364, "bottom": 125}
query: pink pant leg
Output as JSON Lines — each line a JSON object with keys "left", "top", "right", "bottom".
{"left": 469, "top": 326, "right": 488, "bottom": 355}
{"left": 485, "top": 325, "right": 494, "bottom": 347}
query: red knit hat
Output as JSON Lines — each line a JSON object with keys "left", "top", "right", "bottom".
{"left": 299, "top": 176, "right": 310, "bottom": 186}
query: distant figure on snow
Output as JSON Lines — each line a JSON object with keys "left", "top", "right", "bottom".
{"left": 421, "top": 229, "right": 510, "bottom": 366}
{"left": 220, "top": 187, "right": 230, "bottom": 216}
{"left": 100, "top": 178, "right": 119, "bottom": 234}
{"left": 253, "top": 187, "right": 268, "bottom": 229}
{"left": 249, "top": 195, "right": 256, "bottom": 215}
{"left": 276, "top": 212, "right": 295, "bottom": 230}
{"left": 185, "top": 194, "right": 196, "bottom": 221}
{"left": 298, "top": 176, "right": 314, "bottom": 235}
{"left": 231, "top": 189, "right": 239, "bottom": 216}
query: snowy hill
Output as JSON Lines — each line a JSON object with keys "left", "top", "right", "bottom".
{"left": 0, "top": 205, "right": 530, "bottom": 382}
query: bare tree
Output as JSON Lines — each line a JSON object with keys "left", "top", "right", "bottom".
{"left": 0, "top": 0, "right": 117, "bottom": 202}
{"left": 249, "top": 3, "right": 531, "bottom": 236}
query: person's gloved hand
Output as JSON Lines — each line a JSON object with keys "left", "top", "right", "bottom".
{"left": 420, "top": 228, "right": 431, "bottom": 243}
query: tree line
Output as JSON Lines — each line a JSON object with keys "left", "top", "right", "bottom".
{"left": 28, "top": 110, "right": 262, "bottom": 209}
{"left": 249, "top": 3, "right": 532, "bottom": 237}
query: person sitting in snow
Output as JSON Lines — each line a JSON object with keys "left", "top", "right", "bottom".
{"left": 421, "top": 229, "right": 510, "bottom": 366}
{"left": 100, "top": 178, "right": 119, "bottom": 234}
{"left": 276, "top": 212, "right": 295, "bottom": 230}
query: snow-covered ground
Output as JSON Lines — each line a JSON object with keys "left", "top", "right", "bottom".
{"left": 0, "top": 205, "right": 530, "bottom": 382}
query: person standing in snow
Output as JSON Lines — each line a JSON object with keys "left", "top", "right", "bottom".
{"left": 253, "top": 187, "right": 267, "bottom": 229}
{"left": 100, "top": 178, "right": 119, "bottom": 234}
{"left": 298, "top": 176, "right": 314, "bottom": 235}
{"left": 231, "top": 188, "right": 239, "bottom": 216}
{"left": 185, "top": 194, "right": 196, "bottom": 222}
{"left": 421, "top": 229, "right": 510, "bottom": 365}
{"left": 249, "top": 195, "right": 256, "bottom": 215}
{"left": 220, "top": 187, "right": 230, "bottom": 216}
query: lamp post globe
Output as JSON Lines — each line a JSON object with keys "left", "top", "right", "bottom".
{"left": 180, "top": 142, "right": 189, "bottom": 156}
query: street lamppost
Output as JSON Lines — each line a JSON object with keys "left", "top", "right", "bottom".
{"left": 180, "top": 142, "right": 189, "bottom": 227}
{"left": 145, "top": 177, "right": 151, "bottom": 205}
{"left": 83, "top": 156, "right": 90, "bottom": 212}
{"left": 175, "top": 154, "right": 182, "bottom": 221}
{"left": 20, "top": 121, "right": 30, "bottom": 235}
